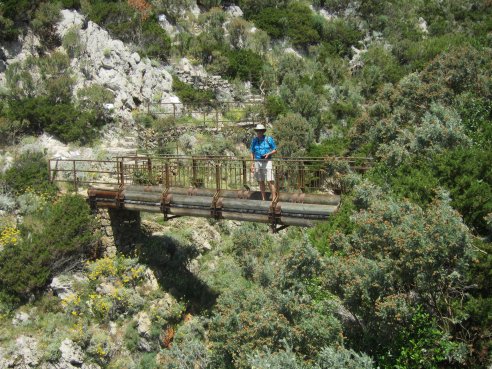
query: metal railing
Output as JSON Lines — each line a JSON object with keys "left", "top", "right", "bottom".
{"left": 146, "top": 101, "right": 264, "bottom": 130}
{"left": 49, "top": 155, "right": 372, "bottom": 193}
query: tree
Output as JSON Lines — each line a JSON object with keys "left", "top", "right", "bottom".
{"left": 272, "top": 113, "right": 313, "bottom": 157}
{"left": 321, "top": 183, "right": 475, "bottom": 367}
{"left": 31, "top": 2, "right": 62, "bottom": 49}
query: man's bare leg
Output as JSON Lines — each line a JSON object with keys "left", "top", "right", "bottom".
{"left": 259, "top": 181, "right": 266, "bottom": 200}
{"left": 268, "top": 181, "right": 276, "bottom": 199}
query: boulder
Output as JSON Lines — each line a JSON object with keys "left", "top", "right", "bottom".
{"left": 15, "top": 336, "right": 41, "bottom": 367}
{"left": 54, "top": 10, "right": 178, "bottom": 121}
{"left": 226, "top": 5, "right": 243, "bottom": 18}
{"left": 50, "top": 273, "right": 88, "bottom": 300}
{"left": 59, "top": 339, "right": 84, "bottom": 367}
{"left": 136, "top": 311, "right": 152, "bottom": 338}
{"left": 50, "top": 276, "right": 75, "bottom": 300}
{"left": 12, "top": 311, "right": 30, "bottom": 326}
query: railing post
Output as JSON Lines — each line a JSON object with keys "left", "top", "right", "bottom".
{"left": 242, "top": 159, "right": 247, "bottom": 188}
{"left": 192, "top": 157, "right": 198, "bottom": 187}
{"left": 119, "top": 161, "right": 125, "bottom": 186}
{"left": 48, "top": 160, "right": 51, "bottom": 183}
{"left": 299, "top": 164, "right": 305, "bottom": 192}
{"left": 147, "top": 157, "right": 152, "bottom": 183}
{"left": 165, "top": 162, "right": 170, "bottom": 189}
{"left": 215, "top": 163, "right": 221, "bottom": 192}
{"left": 72, "top": 160, "right": 77, "bottom": 192}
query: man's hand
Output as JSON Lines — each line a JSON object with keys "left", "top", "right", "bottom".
{"left": 250, "top": 164, "right": 254, "bottom": 173}
{"left": 263, "top": 153, "right": 270, "bottom": 159}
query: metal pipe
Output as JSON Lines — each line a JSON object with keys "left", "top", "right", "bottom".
{"left": 280, "top": 202, "right": 338, "bottom": 216}
{"left": 123, "top": 186, "right": 340, "bottom": 205}
{"left": 123, "top": 203, "right": 162, "bottom": 213}
{"left": 123, "top": 192, "right": 162, "bottom": 202}
{"left": 221, "top": 198, "right": 272, "bottom": 211}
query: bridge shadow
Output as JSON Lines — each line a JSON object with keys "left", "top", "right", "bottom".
{"left": 106, "top": 208, "right": 217, "bottom": 312}
{"left": 135, "top": 233, "right": 218, "bottom": 314}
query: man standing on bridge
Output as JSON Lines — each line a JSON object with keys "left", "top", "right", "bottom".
{"left": 250, "top": 124, "right": 277, "bottom": 201}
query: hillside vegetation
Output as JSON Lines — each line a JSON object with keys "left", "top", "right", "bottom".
{"left": 0, "top": 0, "right": 491, "bottom": 368}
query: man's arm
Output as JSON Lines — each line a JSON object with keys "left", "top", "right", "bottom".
{"left": 264, "top": 137, "right": 277, "bottom": 158}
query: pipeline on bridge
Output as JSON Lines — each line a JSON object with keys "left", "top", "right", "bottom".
{"left": 48, "top": 155, "right": 372, "bottom": 232}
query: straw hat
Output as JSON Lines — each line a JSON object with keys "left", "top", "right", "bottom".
{"left": 254, "top": 124, "right": 266, "bottom": 131}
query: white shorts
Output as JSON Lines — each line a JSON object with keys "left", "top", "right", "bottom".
{"left": 254, "top": 160, "right": 274, "bottom": 182}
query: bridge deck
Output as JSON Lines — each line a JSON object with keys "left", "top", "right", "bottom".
{"left": 49, "top": 155, "right": 371, "bottom": 232}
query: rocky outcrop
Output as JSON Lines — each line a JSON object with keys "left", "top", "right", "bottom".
{"left": 174, "top": 58, "right": 234, "bottom": 101}
{"left": 50, "top": 273, "right": 87, "bottom": 300}
{"left": 0, "top": 336, "right": 40, "bottom": 369}
{"left": 55, "top": 10, "right": 180, "bottom": 121}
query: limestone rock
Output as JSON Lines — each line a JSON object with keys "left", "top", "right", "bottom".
{"left": 138, "top": 338, "right": 152, "bottom": 352}
{"left": 54, "top": 10, "right": 179, "bottom": 121}
{"left": 50, "top": 277, "right": 73, "bottom": 300}
{"left": 140, "top": 268, "right": 160, "bottom": 293}
{"left": 12, "top": 311, "right": 30, "bottom": 326}
{"left": 226, "top": 5, "right": 243, "bottom": 18}
{"left": 59, "top": 339, "right": 84, "bottom": 367}
{"left": 14, "top": 336, "right": 40, "bottom": 368}
{"left": 136, "top": 311, "right": 152, "bottom": 338}
{"left": 96, "top": 282, "right": 115, "bottom": 296}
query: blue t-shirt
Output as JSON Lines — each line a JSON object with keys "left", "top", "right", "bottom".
{"left": 250, "top": 136, "right": 276, "bottom": 160}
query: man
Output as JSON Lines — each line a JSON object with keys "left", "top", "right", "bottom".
{"left": 250, "top": 124, "right": 277, "bottom": 201}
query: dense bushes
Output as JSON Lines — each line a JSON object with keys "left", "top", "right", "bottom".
{"left": 225, "top": 49, "right": 264, "bottom": 86}
{"left": 82, "top": 0, "right": 171, "bottom": 61}
{"left": 253, "top": 3, "right": 320, "bottom": 48}
{"left": 1, "top": 151, "right": 56, "bottom": 196}
{"left": 371, "top": 147, "right": 492, "bottom": 235}
{"left": 172, "top": 77, "right": 215, "bottom": 107}
{"left": 7, "top": 97, "right": 103, "bottom": 144}
{"left": 0, "top": 194, "right": 96, "bottom": 298}
{"left": 272, "top": 113, "right": 313, "bottom": 157}
{"left": 4, "top": 52, "right": 113, "bottom": 144}
{"left": 319, "top": 184, "right": 477, "bottom": 367}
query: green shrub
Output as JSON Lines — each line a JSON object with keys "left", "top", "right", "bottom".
{"left": 226, "top": 49, "right": 264, "bottom": 87}
{"left": 316, "top": 346, "right": 374, "bottom": 369}
{"left": 380, "top": 307, "right": 459, "bottom": 369}
{"left": 272, "top": 113, "right": 313, "bottom": 157}
{"left": 76, "top": 84, "right": 115, "bottom": 123}
{"left": 264, "top": 94, "right": 288, "bottom": 122}
{"left": 31, "top": 2, "right": 62, "bottom": 49}
{"left": 318, "top": 18, "right": 363, "bottom": 57}
{"left": 124, "top": 321, "right": 140, "bottom": 351}
{"left": 172, "top": 77, "right": 215, "bottom": 107}
{"left": 62, "top": 26, "right": 84, "bottom": 58}
{"left": 455, "top": 92, "right": 492, "bottom": 146}
{"left": 358, "top": 45, "right": 404, "bottom": 96}
{"left": 209, "top": 286, "right": 292, "bottom": 368}
{"left": 238, "top": 0, "right": 288, "bottom": 19}
{"left": 322, "top": 187, "right": 475, "bottom": 365}
{"left": 394, "top": 34, "right": 472, "bottom": 72}
{"left": 2, "top": 151, "right": 56, "bottom": 196}
{"left": 140, "top": 18, "right": 171, "bottom": 61}
{"left": 253, "top": 3, "right": 320, "bottom": 48}
{"left": 0, "top": 194, "right": 96, "bottom": 297}
{"left": 7, "top": 97, "right": 102, "bottom": 144}
{"left": 0, "top": 14, "right": 17, "bottom": 41}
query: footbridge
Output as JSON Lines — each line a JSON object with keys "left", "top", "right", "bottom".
{"left": 49, "top": 155, "right": 372, "bottom": 232}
